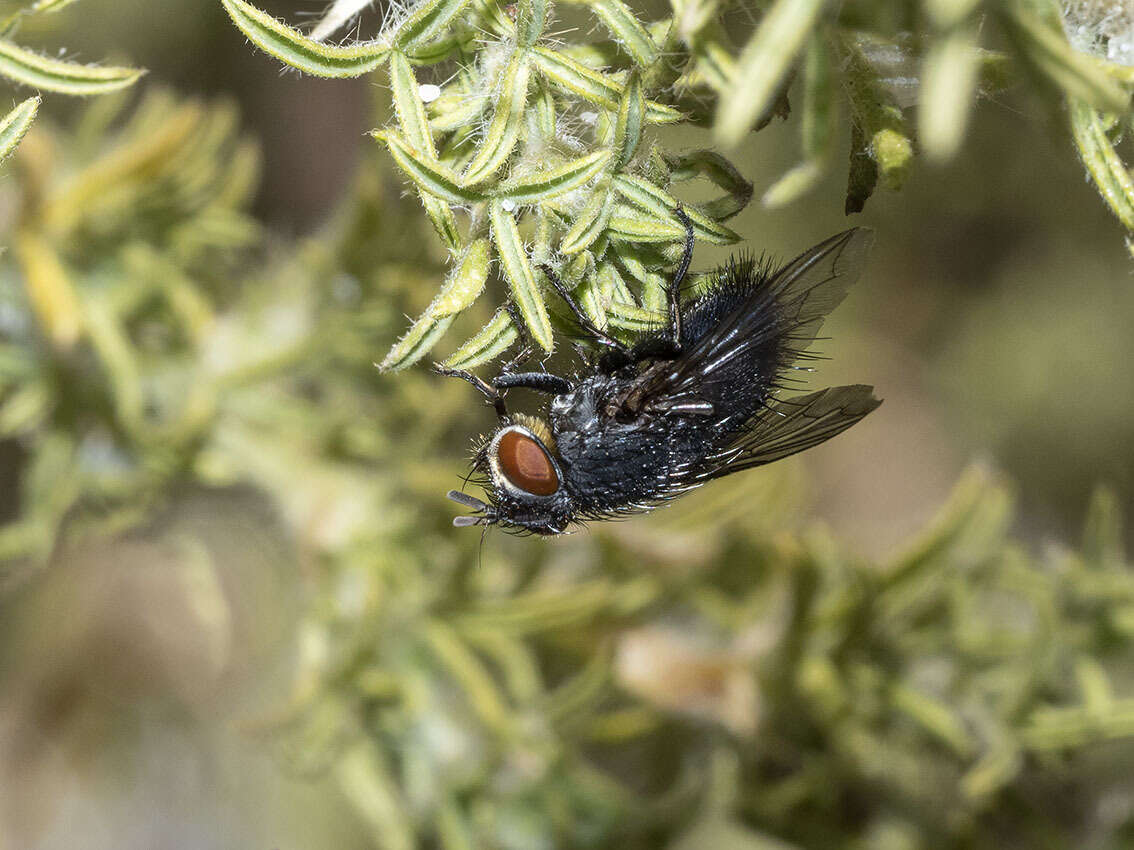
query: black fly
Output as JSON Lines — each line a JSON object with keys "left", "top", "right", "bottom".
{"left": 439, "top": 211, "right": 881, "bottom": 535}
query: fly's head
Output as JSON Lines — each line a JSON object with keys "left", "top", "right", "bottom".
{"left": 448, "top": 414, "right": 576, "bottom": 535}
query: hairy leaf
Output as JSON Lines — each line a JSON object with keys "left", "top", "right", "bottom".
{"left": 222, "top": 0, "right": 390, "bottom": 77}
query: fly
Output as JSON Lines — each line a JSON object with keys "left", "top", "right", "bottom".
{"left": 439, "top": 211, "right": 881, "bottom": 535}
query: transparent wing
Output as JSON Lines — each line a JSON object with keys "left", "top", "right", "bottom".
{"left": 705, "top": 385, "right": 881, "bottom": 477}
{"left": 642, "top": 228, "right": 875, "bottom": 404}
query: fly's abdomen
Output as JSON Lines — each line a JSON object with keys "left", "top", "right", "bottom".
{"left": 556, "top": 416, "right": 716, "bottom": 511}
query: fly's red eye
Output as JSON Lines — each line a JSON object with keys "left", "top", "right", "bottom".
{"left": 497, "top": 430, "right": 559, "bottom": 496}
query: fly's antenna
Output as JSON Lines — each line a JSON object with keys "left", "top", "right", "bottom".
{"left": 448, "top": 490, "right": 496, "bottom": 526}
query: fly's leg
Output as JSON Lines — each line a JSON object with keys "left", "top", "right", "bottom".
{"left": 497, "top": 321, "right": 534, "bottom": 375}
{"left": 623, "top": 207, "right": 695, "bottom": 365}
{"left": 540, "top": 264, "right": 632, "bottom": 356}
{"left": 668, "top": 205, "right": 695, "bottom": 352}
{"left": 435, "top": 355, "right": 573, "bottom": 418}
{"left": 495, "top": 308, "right": 574, "bottom": 394}
{"left": 492, "top": 371, "right": 573, "bottom": 395}
{"left": 434, "top": 365, "right": 509, "bottom": 419}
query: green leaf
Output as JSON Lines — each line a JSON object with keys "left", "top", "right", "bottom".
{"left": 924, "top": 0, "right": 982, "bottom": 29}
{"left": 577, "top": 268, "right": 609, "bottom": 328}
{"left": 613, "top": 71, "right": 644, "bottom": 170}
{"left": 0, "top": 380, "right": 49, "bottom": 437}
{"left": 920, "top": 24, "right": 981, "bottom": 162}
{"left": 462, "top": 51, "right": 530, "bottom": 186}
{"left": 515, "top": 0, "right": 547, "bottom": 48}
{"left": 607, "top": 207, "right": 686, "bottom": 243}
{"left": 561, "top": 188, "right": 615, "bottom": 255}
{"left": 389, "top": 51, "right": 436, "bottom": 156}
{"left": 692, "top": 36, "right": 737, "bottom": 95}
{"left": 0, "top": 95, "right": 38, "bottom": 165}
{"left": 374, "top": 130, "right": 489, "bottom": 204}
{"left": 608, "top": 298, "right": 663, "bottom": 331}
{"left": 532, "top": 47, "right": 681, "bottom": 123}
{"left": 762, "top": 161, "right": 825, "bottom": 209}
{"left": 395, "top": 0, "right": 476, "bottom": 49}
{"left": 764, "top": 33, "right": 834, "bottom": 207}
{"left": 844, "top": 123, "right": 878, "bottom": 215}
{"left": 0, "top": 38, "right": 144, "bottom": 95}
{"left": 406, "top": 34, "right": 468, "bottom": 64}
{"left": 495, "top": 149, "right": 611, "bottom": 204}
{"left": 388, "top": 52, "right": 461, "bottom": 250}
{"left": 490, "top": 201, "right": 553, "bottom": 351}
{"left": 1001, "top": 4, "right": 1129, "bottom": 115}
{"left": 582, "top": 0, "right": 658, "bottom": 67}
{"left": 1070, "top": 99, "right": 1134, "bottom": 232}
{"left": 665, "top": 150, "right": 753, "bottom": 221}
{"left": 1082, "top": 485, "right": 1125, "bottom": 567}
{"left": 380, "top": 239, "right": 490, "bottom": 371}
{"left": 612, "top": 175, "right": 739, "bottom": 243}
{"left": 801, "top": 31, "right": 835, "bottom": 159}
{"left": 841, "top": 35, "right": 913, "bottom": 195}
{"left": 221, "top": 0, "right": 390, "bottom": 78}
{"left": 428, "top": 71, "right": 485, "bottom": 133}
{"left": 26, "top": 0, "right": 83, "bottom": 14}
{"left": 529, "top": 82, "right": 557, "bottom": 141}
{"left": 714, "top": 0, "right": 826, "bottom": 147}
{"left": 443, "top": 308, "right": 520, "bottom": 369}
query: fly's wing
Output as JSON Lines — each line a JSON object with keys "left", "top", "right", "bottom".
{"left": 637, "top": 228, "right": 875, "bottom": 406}
{"left": 705, "top": 385, "right": 880, "bottom": 477}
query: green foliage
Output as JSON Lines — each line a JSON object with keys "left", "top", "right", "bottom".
{"left": 0, "top": 91, "right": 261, "bottom": 564}
{"left": 225, "top": 0, "right": 1134, "bottom": 366}
{"left": 0, "top": 49, "right": 1133, "bottom": 850}
{"left": 266, "top": 457, "right": 1134, "bottom": 850}
{"left": 0, "top": 1, "right": 145, "bottom": 200}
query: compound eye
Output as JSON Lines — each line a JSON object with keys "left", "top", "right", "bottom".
{"left": 497, "top": 430, "right": 559, "bottom": 496}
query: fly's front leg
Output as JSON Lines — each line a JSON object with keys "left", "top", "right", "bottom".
{"left": 492, "top": 371, "right": 573, "bottom": 395}
{"left": 540, "top": 264, "right": 631, "bottom": 356}
{"left": 434, "top": 365, "right": 509, "bottom": 419}
{"left": 489, "top": 318, "right": 573, "bottom": 395}
{"left": 668, "top": 205, "right": 696, "bottom": 352}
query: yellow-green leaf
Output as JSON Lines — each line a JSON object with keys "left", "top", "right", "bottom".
{"left": 0, "top": 95, "right": 38, "bottom": 165}
{"left": 1070, "top": 99, "right": 1134, "bottom": 231}
{"left": 613, "top": 70, "right": 644, "bottom": 170}
{"left": 29, "top": 0, "right": 83, "bottom": 12}
{"left": 612, "top": 175, "right": 739, "bottom": 243}
{"left": 462, "top": 51, "right": 530, "bottom": 185}
{"left": 1001, "top": 4, "right": 1129, "bottom": 115}
{"left": 443, "top": 308, "right": 520, "bottom": 369}
{"left": 222, "top": 0, "right": 389, "bottom": 78}
{"left": 584, "top": 0, "right": 658, "bottom": 67}
{"left": 532, "top": 47, "right": 681, "bottom": 123}
{"left": 15, "top": 230, "right": 83, "bottom": 350}
{"left": 380, "top": 239, "right": 490, "bottom": 371}
{"left": 920, "top": 24, "right": 981, "bottom": 162}
{"left": 495, "top": 149, "right": 611, "bottom": 204}
{"left": 395, "top": 0, "right": 476, "bottom": 50}
{"left": 561, "top": 188, "right": 615, "bottom": 254}
{"left": 490, "top": 200, "right": 553, "bottom": 351}
{"left": 607, "top": 208, "right": 685, "bottom": 242}
{"left": 715, "top": 0, "right": 826, "bottom": 147}
{"left": 389, "top": 50, "right": 436, "bottom": 156}
{"left": 608, "top": 298, "right": 663, "bottom": 331}
{"left": 374, "top": 130, "right": 489, "bottom": 204}
{"left": 0, "top": 39, "right": 144, "bottom": 95}
{"left": 515, "top": 0, "right": 547, "bottom": 48}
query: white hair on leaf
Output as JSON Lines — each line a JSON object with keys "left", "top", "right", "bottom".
{"left": 310, "top": 0, "right": 376, "bottom": 41}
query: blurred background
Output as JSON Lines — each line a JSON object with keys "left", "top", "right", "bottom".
{"left": 0, "top": 0, "right": 1132, "bottom": 848}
